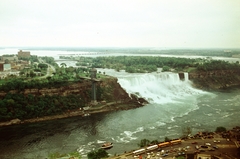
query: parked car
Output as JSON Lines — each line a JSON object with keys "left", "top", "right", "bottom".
{"left": 157, "top": 148, "right": 162, "bottom": 151}
{"left": 209, "top": 148, "right": 215, "bottom": 151}
{"left": 199, "top": 149, "right": 205, "bottom": 152}
{"left": 201, "top": 145, "right": 208, "bottom": 149}
{"left": 213, "top": 145, "right": 219, "bottom": 149}
{"left": 162, "top": 153, "right": 168, "bottom": 157}
{"left": 205, "top": 143, "right": 211, "bottom": 146}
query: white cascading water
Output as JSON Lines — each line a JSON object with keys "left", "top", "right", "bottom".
{"left": 184, "top": 72, "right": 189, "bottom": 81}
{"left": 117, "top": 72, "right": 203, "bottom": 104}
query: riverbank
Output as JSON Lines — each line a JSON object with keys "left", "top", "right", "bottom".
{"left": 0, "top": 100, "right": 146, "bottom": 127}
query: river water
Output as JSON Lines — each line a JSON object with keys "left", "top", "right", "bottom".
{"left": 1, "top": 69, "right": 240, "bottom": 159}
{"left": 0, "top": 49, "right": 240, "bottom": 158}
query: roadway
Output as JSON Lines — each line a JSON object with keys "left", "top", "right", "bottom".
{"left": 108, "top": 133, "right": 239, "bottom": 159}
{"left": 38, "top": 58, "right": 56, "bottom": 79}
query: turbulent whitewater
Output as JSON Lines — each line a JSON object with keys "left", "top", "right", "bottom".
{"left": 117, "top": 72, "right": 205, "bottom": 104}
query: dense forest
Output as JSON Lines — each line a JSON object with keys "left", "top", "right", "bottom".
{"left": 0, "top": 93, "right": 87, "bottom": 121}
{"left": 70, "top": 56, "right": 240, "bottom": 73}
{"left": 92, "top": 56, "right": 197, "bottom": 72}
{"left": 0, "top": 78, "right": 69, "bottom": 92}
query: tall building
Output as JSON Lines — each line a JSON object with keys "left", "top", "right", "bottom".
{"left": 18, "top": 50, "right": 31, "bottom": 58}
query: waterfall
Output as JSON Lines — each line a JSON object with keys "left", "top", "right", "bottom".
{"left": 184, "top": 72, "right": 189, "bottom": 81}
{"left": 117, "top": 72, "right": 202, "bottom": 104}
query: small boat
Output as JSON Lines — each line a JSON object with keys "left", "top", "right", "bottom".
{"left": 101, "top": 142, "right": 113, "bottom": 149}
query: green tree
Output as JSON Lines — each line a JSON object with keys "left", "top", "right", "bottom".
{"left": 87, "top": 149, "right": 108, "bottom": 159}
{"left": 4, "top": 59, "right": 10, "bottom": 64}
{"left": 19, "top": 71, "right": 25, "bottom": 76}
{"left": 164, "top": 137, "right": 171, "bottom": 142}
{"left": 38, "top": 63, "right": 48, "bottom": 70}
{"left": 60, "top": 63, "right": 67, "bottom": 68}
{"left": 138, "top": 139, "right": 150, "bottom": 147}
{"left": 150, "top": 140, "right": 159, "bottom": 145}
{"left": 125, "top": 66, "right": 135, "bottom": 73}
{"left": 0, "top": 101, "right": 8, "bottom": 120}
{"left": 33, "top": 63, "right": 38, "bottom": 69}
{"left": 162, "top": 66, "right": 170, "bottom": 72}
{"left": 182, "top": 126, "right": 192, "bottom": 138}
{"left": 48, "top": 151, "right": 80, "bottom": 159}
{"left": 215, "top": 126, "right": 227, "bottom": 133}
{"left": 29, "top": 70, "right": 35, "bottom": 78}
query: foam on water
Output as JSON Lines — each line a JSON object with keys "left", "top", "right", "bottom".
{"left": 96, "top": 140, "right": 105, "bottom": 144}
{"left": 119, "top": 126, "right": 144, "bottom": 141}
{"left": 222, "top": 113, "right": 233, "bottom": 118}
{"left": 167, "top": 125, "right": 179, "bottom": 130}
{"left": 156, "top": 122, "right": 166, "bottom": 126}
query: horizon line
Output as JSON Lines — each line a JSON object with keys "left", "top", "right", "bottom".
{"left": 1, "top": 46, "right": 240, "bottom": 50}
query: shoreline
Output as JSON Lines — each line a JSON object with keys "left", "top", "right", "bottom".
{"left": 0, "top": 101, "right": 144, "bottom": 127}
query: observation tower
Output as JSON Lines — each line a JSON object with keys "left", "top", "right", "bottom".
{"left": 90, "top": 68, "right": 98, "bottom": 105}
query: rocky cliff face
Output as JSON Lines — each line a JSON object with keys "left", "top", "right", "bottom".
{"left": 0, "top": 80, "right": 92, "bottom": 99}
{"left": 0, "top": 77, "right": 147, "bottom": 126}
{"left": 188, "top": 70, "right": 240, "bottom": 90}
{"left": 0, "top": 77, "right": 145, "bottom": 106}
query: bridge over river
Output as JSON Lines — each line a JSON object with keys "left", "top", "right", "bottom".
{"left": 54, "top": 59, "right": 79, "bottom": 62}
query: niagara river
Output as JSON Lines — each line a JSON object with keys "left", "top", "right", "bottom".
{"left": 0, "top": 69, "right": 240, "bottom": 159}
{"left": 0, "top": 49, "right": 240, "bottom": 159}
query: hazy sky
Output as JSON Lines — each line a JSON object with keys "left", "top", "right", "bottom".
{"left": 0, "top": 0, "right": 240, "bottom": 48}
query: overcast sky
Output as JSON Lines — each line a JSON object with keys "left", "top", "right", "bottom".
{"left": 0, "top": 0, "right": 239, "bottom": 48}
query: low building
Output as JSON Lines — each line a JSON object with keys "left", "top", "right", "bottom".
{"left": 0, "top": 63, "right": 11, "bottom": 71}
{"left": 1, "top": 55, "right": 18, "bottom": 62}
{"left": 11, "top": 64, "right": 21, "bottom": 70}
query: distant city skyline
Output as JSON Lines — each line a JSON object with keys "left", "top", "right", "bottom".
{"left": 0, "top": 0, "right": 240, "bottom": 48}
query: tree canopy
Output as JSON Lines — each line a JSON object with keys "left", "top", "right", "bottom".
{"left": 0, "top": 93, "right": 87, "bottom": 122}
{"left": 215, "top": 126, "right": 227, "bottom": 133}
{"left": 87, "top": 149, "right": 108, "bottom": 159}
